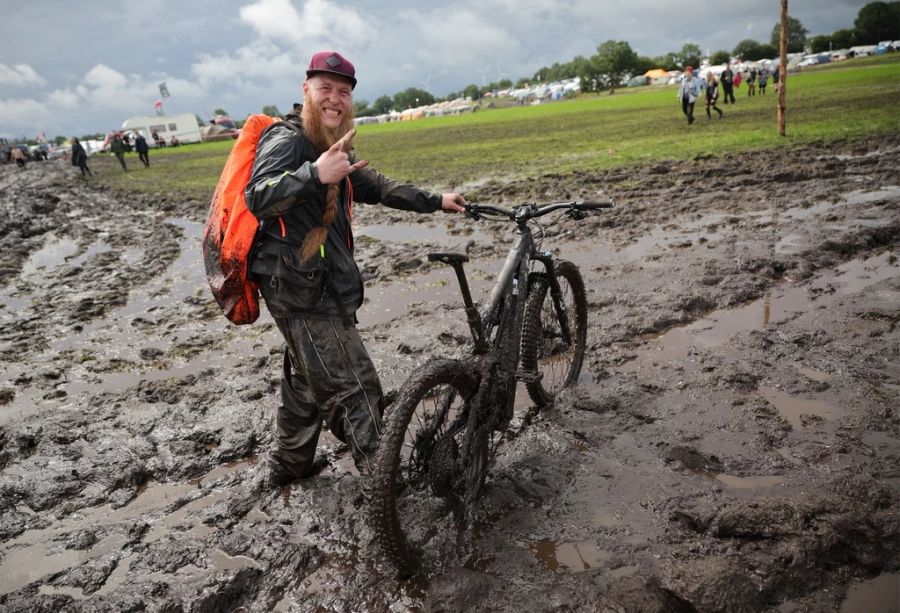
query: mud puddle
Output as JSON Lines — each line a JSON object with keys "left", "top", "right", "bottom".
{"left": 356, "top": 220, "right": 490, "bottom": 246}
{"left": 620, "top": 251, "right": 898, "bottom": 373}
{"left": 0, "top": 456, "right": 257, "bottom": 596}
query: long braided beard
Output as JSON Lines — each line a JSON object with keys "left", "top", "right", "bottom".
{"left": 299, "top": 96, "right": 355, "bottom": 263}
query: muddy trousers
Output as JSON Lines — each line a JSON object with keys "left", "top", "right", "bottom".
{"left": 138, "top": 152, "right": 150, "bottom": 167}
{"left": 114, "top": 152, "right": 127, "bottom": 171}
{"left": 271, "top": 317, "right": 385, "bottom": 478}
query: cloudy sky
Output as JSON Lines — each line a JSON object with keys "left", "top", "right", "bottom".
{"left": 0, "top": 0, "right": 871, "bottom": 139}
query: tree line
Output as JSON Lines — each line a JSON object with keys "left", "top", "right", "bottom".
{"left": 41, "top": 1, "right": 896, "bottom": 143}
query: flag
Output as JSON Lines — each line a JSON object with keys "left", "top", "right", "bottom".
{"left": 159, "top": 82, "right": 170, "bottom": 98}
{"left": 154, "top": 99, "right": 163, "bottom": 116}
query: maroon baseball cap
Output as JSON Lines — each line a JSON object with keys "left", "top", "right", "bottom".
{"left": 306, "top": 51, "right": 357, "bottom": 89}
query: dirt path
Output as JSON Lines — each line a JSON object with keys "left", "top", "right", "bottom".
{"left": 1, "top": 138, "right": 898, "bottom": 612}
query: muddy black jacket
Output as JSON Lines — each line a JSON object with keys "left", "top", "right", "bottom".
{"left": 245, "top": 115, "right": 442, "bottom": 317}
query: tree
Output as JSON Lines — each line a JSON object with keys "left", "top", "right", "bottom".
{"left": 633, "top": 55, "right": 656, "bottom": 76}
{"left": 213, "top": 108, "right": 229, "bottom": 117}
{"left": 733, "top": 39, "right": 777, "bottom": 61}
{"left": 709, "top": 50, "right": 731, "bottom": 65}
{"left": 770, "top": 16, "right": 808, "bottom": 52}
{"left": 261, "top": 105, "right": 282, "bottom": 118}
{"left": 54, "top": 135, "right": 67, "bottom": 145}
{"left": 831, "top": 28, "right": 860, "bottom": 49}
{"left": 589, "top": 40, "right": 639, "bottom": 92}
{"left": 393, "top": 87, "right": 434, "bottom": 109}
{"left": 462, "top": 84, "right": 481, "bottom": 100}
{"left": 372, "top": 95, "right": 394, "bottom": 114}
{"left": 854, "top": 1, "right": 900, "bottom": 44}
{"left": 675, "top": 43, "right": 703, "bottom": 69}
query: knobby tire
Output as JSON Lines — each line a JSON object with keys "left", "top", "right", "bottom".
{"left": 520, "top": 259, "right": 588, "bottom": 406}
{"left": 368, "top": 358, "right": 479, "bottom": 577}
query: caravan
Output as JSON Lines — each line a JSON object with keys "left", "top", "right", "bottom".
{"left": 121, "top": 113, "right": 202, "bottom": 147}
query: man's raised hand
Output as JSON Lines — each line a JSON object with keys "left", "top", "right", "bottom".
{"left": 315, "top": 129, "right": 369, "bottom": 184}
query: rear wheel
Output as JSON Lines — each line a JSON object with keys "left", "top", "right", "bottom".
{"left": 368, "top": 359, "right": 478, "bottom": 577}
{"left": 520, "top": 260, "right": 588, "bottom": 406}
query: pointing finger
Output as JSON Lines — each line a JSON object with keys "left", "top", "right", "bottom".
{"left": 338, "top": 129, "right": 356, "bottom": 152}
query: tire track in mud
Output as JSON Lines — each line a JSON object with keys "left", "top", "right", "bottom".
{"left": 0, "top": 140, "right": 898, "bottom": 611}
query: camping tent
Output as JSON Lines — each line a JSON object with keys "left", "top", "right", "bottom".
{"left": 644, "top": 68, "right": 670, "bottom": 84}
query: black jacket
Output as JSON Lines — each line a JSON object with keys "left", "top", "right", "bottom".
{"left": 245, "top": 114, "right": 442, "bottom": 317}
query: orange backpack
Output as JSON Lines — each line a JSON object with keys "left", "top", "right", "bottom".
{"left": 203, "top": 114, "right": 293, "bottom": 324}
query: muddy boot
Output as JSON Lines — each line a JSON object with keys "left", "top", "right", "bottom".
{"left": 267, "top": 454, "right": 330, "bottom": 488}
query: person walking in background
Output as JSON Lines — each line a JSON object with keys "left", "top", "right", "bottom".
{"left": 71, "top": 138, "right": 92, "bottom": 177}
{"left": 10, "top": 146, "right": 27, "bottom": 170}
{"left": 705, "top": 72, "right": 724, "bottom": 119}
{"left": 747, "top": 68, "right": 757, "bottom": 96}
{"left": 110, "top": 133, "right": 128, "bottom": 171}
{"left": 733, "top": 70, "right": 742, "bottom": 91}
{"left": 677, "top": 66, "right": 702, "bottom": 125}
{"left": 759, "top": 68, "right": 769, "bottom": 95}
{"left": 720, "top": 64, "right": 735, "bottom": 104}
{"left": 135, "top": 133, "right": 150, "bottom": 167}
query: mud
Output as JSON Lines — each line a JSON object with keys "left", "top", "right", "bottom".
{"left": 1, "top": 137, "right": 899, "bottom": 612}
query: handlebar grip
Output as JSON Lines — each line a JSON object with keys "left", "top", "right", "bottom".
{"left": 575, "top": 200, "right": 615, "bottom": 209}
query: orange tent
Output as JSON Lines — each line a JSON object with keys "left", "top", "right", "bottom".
{"left": 644, "top": 68, "right": 669, "bottom": 79}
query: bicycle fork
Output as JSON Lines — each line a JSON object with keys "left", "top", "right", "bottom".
{"left": 532, "top": 252, "right": 574, "bottom": 346}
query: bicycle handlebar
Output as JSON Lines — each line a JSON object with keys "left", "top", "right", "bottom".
{"left": 464, "top": 199, "right": 614, "bottom": 222}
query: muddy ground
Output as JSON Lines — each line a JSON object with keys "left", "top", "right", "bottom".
{"left": 0, "top": 137, "right": 898, "bottom": 612}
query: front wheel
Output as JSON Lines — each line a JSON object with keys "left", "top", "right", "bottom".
{"left": 368, "top": 359, "right": 479, "bottom": 577}
{"left": 520, "top": 259, "right": 588, "bottom": 406}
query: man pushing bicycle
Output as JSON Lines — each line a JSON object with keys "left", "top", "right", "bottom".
{"left": 245, "top": 50, "right": 465, "bottom": 487}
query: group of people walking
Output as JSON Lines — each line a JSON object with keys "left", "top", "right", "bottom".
{"left": 678, "top": 63, "right": 779, "bottom": 125}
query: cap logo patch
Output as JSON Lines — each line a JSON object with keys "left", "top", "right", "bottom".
{"left": 326, "top": 54, "right": 341, "bottom": 68}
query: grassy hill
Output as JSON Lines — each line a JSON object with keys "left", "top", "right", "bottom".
{"left": 89, "top": 54, "right": 900, "bottom": 201}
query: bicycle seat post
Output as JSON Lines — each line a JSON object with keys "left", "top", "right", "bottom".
{"left": 450, "top": 261, "right": 489, "bottom": 353}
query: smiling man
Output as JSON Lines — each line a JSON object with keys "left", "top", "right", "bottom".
{"left": 245, "top": 50, "right": 466, "bottom": 487}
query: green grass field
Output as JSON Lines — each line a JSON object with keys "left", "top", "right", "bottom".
{"left": 90, "top": 54, "right": 900, "bottom": 201}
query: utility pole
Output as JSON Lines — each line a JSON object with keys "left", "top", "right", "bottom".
{"left": 778, "top": 0, "right": 788, "bottom": 136}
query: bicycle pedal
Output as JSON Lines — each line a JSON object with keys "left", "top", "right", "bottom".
{"left": 515, "top": 370, "right": 543, "bottom": 383}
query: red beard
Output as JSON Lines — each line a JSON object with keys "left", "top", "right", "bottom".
{"left": 300, "top": 95, "right": 355, "bottom": 154}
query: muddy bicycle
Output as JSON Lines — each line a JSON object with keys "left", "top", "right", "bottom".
{"left": 367, "top": 199, "right": 613, "bottom": 576}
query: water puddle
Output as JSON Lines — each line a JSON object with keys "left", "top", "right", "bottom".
{"left": 841, "top": 186, "right": 900, "bottom": 206}
{"left": 840, "top": 573, "right": 899, "bottom": 613}
{"left": 359, "top": 258, "right": 499, "bottom": 328}
{"left": 355, "top": 221, "right": 489, "bottom": 245}
{"left": 759, "top": 386, "right": 840, "bottom": 429}
{"left": 795, "top": 364, "right": 831, "bottom": 383}
{"left": 528, "top": 539, "right": 612, "bottom": 572}
{"left": 20, "top": 234, "right": 79, "bottom": 276}
{"left": 0, "top": 455, "right": 257, "bottom": 595}
{"left": 37, "top": 557, "right": 133, "bottom": 601}
{"left": 211, "top": 549, "right": 261, "bottom": 571}
{"left": 620, "top": 252, "right": 899, "bottom": 373}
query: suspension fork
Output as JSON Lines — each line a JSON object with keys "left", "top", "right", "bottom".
{"left": 531, "top": 252, "right": 574, "bottom": 345}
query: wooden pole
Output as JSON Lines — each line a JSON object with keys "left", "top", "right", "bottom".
{"left": 778, "top": 0, "right": 788, "bottom": 136}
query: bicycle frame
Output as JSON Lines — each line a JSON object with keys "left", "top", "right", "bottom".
{"left": 437, "top": 222, "right": 560, "bottom": 429}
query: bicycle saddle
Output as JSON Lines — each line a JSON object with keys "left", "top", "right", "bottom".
{"left": 427, "top": 239, "right": 474, "bottom": 264}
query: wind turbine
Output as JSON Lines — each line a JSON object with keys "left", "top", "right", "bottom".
{"left": 476, "top": 65, "right": 490, "bottom": 86}
{"left": 420, "top": 73, "right": 433, "bottom": 94}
